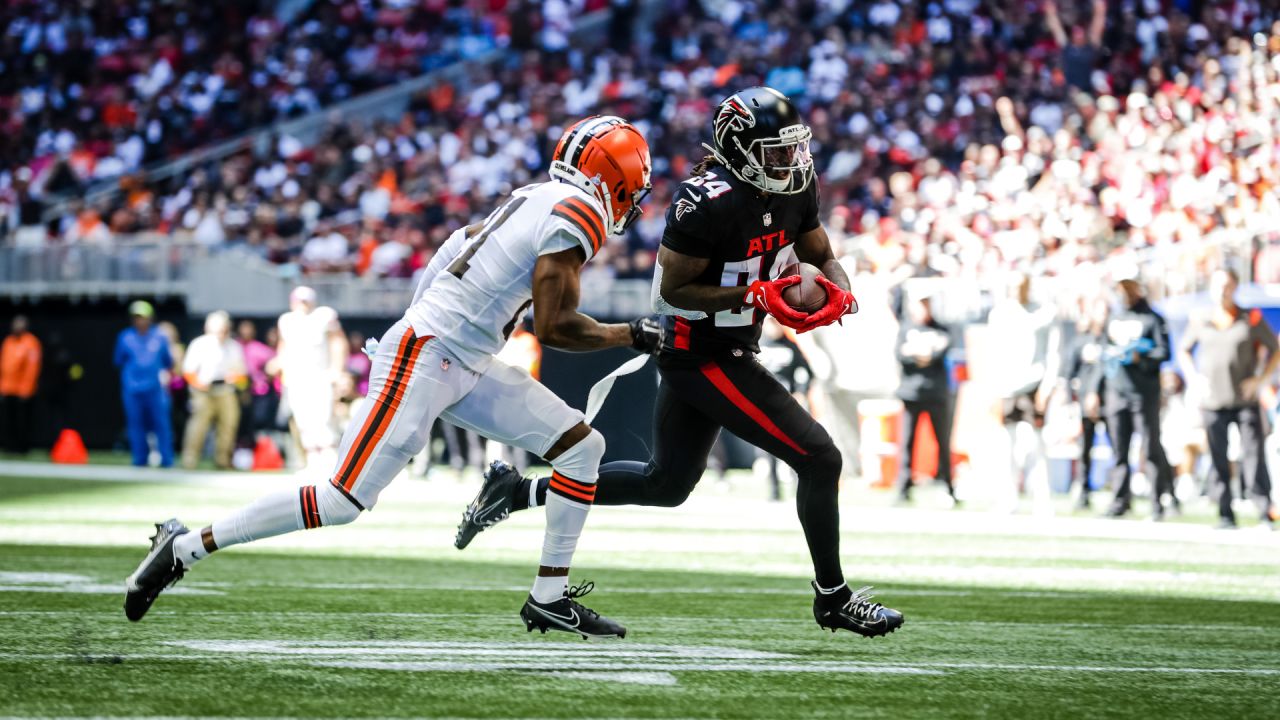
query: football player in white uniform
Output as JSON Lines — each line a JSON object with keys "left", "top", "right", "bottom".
{"left": 276, "top": 286, "right": 347, "bottom": 472}
{"left": 125, "top": 116, "right": 661, "bottom": 638}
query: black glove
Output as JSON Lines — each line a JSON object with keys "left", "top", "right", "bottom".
{"left": 629, "top": 317, "right": 663, "bottom": 354}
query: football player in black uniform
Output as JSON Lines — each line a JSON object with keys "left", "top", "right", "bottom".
{"left": 457, "top": 87, "right": 903, "bottom": 637}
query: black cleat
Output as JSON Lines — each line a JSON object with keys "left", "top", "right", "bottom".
{"left": 1103, "top": 501, "right": 1130, "bottom": 518}
{"left": 124, "top": 519, "right": 190, "bottom": 622}
{"left": 520, "top": 581, "right": 626, "bottom": 640}
{"left": 813, "top": 582, "right": 904, "bottom": 638}
{"left": 455, "top": 461, "right": 523, "bottom": 549}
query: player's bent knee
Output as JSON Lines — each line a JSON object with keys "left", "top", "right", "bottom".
{"left": 795, "top": 442, "right": 842, "bottom": 482}
{"left": 316, "top": 481, "right": 363, "bottom": 526}
{"left": 645, "top": 463, "right": 699, "bottom": 507}
{"left": 549, "top": 427, "right": 605, "bottom": 482}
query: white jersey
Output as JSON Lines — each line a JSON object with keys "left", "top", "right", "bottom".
{"left": 405, "top": 181, "right": 607, "bottom": 371}
{"left": 278, "top": 306, "right": 340, "bottom": 380}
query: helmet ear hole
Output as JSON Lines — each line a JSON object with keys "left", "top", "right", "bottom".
{"left": 616, "top": 188, "right": 626, "bottom": 202}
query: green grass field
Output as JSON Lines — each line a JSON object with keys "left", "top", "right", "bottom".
{"left": 1, "top": 463, "right": 1278, "bottom": 719}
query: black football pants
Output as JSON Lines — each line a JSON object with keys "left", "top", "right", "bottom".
{"left": 1106, "top": 394, "right": 1174, "bottom": 509}
{"left": 896, "top": 398, "right": 953, "bottom": 498}
{"left": 595, "top": 352, "right": 845, "bottom": 588}
{"left": 1203, "top": 405, "right": 1273, "bottom": 522}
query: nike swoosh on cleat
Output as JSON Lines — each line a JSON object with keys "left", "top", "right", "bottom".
{"left": 473, "top": 499, "right": 506, "bottom": 524}
{"left": 529, "top": 604, "right": 580, "bottom": 628}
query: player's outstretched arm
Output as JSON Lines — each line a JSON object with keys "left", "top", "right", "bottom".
{"left": 532, "top": 247, "right": 633, "bottom": 351}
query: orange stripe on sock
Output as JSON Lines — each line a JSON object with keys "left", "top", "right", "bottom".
{"left": 551, "top": 471, "right": 596, "bottom": 493}
{"left": 549, "top": 476, "right": 596, "bottom": 503}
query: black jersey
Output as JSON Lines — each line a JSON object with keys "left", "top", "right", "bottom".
{"left": 657, "top": 165, "right": 821, "bottom": 356}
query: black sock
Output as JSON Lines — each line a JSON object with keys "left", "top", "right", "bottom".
{"left": 795, "top": 447, "right": 844, "bottom": 590}
{"left": 512, "top": 477, "right": 550, "bottom": 511}
{"left": 512, "top": 478, "right": 532, "bottom": 511}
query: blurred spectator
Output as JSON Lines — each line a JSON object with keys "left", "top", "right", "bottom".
{"left": 1159, "top": 369, "right": 1205, "bottom": 505}
{"left": 1044, "top": 0, "right": 1107, "bottom": 91}
{"left": 1058, "top": 295, "right": 1109, "bottom": 510}
{"left": 894, "top": 293, "right": 954, "bottom": 504}
{"left": 113, "top": 301, "right": 173, "bottom": 467}
{"left": 1102, "top": 271, "right": 1175, "bottom": 520}
{"left": 988, "top": 272, "right": 1056, "bottom": 514}
{"left": 1177, "top": 269, "right": 1279, "bottom": 528}
{"left": 237, "top": 320, "right": 279, "bottom": 444}
{"left": 6, "top": 168, "right": 45, "bottom": 247}
{"left": 345, "top": 330, "right": 371, "bottom": 397}
{"left": 40, "top": 331, "right": 77, "bottom": 441}
{"left": 181, "top": 311, "right": 245, "bottom": 470}
{"left": 0, "top": 315, "right": 42, "bottom": 454}
{"left": 156, "top": 320, "right": 188, "bottom": 452}
{"left": 276, "top": 286, "right": 346, "bottom": 471}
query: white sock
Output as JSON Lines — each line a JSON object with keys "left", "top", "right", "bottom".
{"left": 173, "top": 531, "right": 209, "bottom": 569}
{"left": 209, "top": 488, "right": 306, "bottom": 552}
{"left": 532, "top": 491, "right": 591, "bottom": 603}
{"left": 530, "top": 574, "right": 569, "bottom": 603}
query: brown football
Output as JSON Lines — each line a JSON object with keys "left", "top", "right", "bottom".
{"left": 777, "top": 262, "right": 827, "bottom": 313}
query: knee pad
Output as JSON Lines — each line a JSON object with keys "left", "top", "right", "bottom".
{"left": 550, "top": 428, "right": 605, "bottom": 482}
{"left": 315, "top": 482, "right": 363, "bottom": 526}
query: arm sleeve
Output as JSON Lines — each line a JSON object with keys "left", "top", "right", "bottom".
{"left": 660, "top": 186, "right": 715, "bottom": 258}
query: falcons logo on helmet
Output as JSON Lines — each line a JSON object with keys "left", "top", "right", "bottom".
{"left": 714, "top": 96, "right": 756, "bottom": 147}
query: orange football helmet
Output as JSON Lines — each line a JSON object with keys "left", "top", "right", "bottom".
{"left": 550, "top": 116, "right": 652, "bottom": 236}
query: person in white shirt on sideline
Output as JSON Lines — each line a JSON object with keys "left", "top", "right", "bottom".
{"left": 275, "top": 286, "right": 347, "bottom": 473}
{"left": 181, "top": 311, "right": 246, "bottom": 470}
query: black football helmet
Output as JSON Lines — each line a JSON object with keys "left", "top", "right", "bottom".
{"left": 704, "top": 86, "right": 814, "bottom": 195}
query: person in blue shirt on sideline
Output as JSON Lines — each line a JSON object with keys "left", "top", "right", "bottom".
{"left": 114, "top": 301, "right": 174, "bottom": 467}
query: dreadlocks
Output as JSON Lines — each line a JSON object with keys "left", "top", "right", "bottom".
{"left": 690, "top": 154, "right": 720, "bottom": 176}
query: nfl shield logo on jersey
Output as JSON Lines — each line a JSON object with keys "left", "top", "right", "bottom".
{"left": 441, "top": 358, "right": 451, "bottom": 371}
{"left": 763, "top": 212, "right": 772, "bottom": 226}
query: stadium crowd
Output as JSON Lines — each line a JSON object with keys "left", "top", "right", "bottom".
{"left": 4, "top": 0, "right": 1277, "bottom": 293}
{"left": 0, "top": 0, "right": 543, "bottom": 208}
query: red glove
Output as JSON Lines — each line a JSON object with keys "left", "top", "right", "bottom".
{"left": 743, "top": 276, "right": 810, "bottom": 329}
{"left": 797, "top": 276, "right": 858, "bottom": 333}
